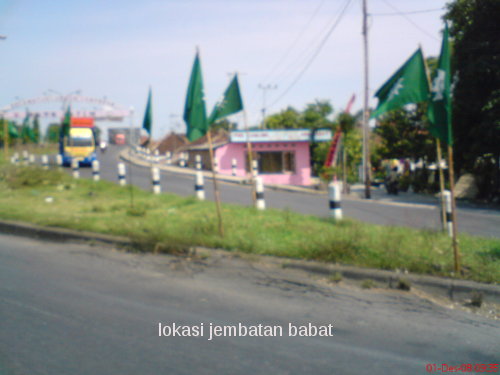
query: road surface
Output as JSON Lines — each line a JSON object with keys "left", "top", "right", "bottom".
{"left": 1, "top": 234, "right": 498, "bottom": 374}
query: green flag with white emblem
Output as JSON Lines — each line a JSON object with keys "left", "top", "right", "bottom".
{"left": 371, "top": 48, "right": 429, "bottom": 118}
{"left": 208, "top": 75, "right": 243, "bottom": 125}
{"left": 428, "top": 23, "right": 452, "bottom": 146}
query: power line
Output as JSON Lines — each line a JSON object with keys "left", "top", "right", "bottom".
{"left": 247, "top": 0, "right": 328, "bottom": 114}
{"left": 268, "top": 0, "right": 354, "bottom": 108}
{"left": 370, "top": 7, "right": 444, "bottom": 16}
{"left": 379, "top": 0, "right": 439, "bottom": 41}
{"left": 261, "top": 0, "right": 327, "bottom": 84}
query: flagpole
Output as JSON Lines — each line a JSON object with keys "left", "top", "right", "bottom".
{"left": 362, "top": 0, "right": 371, "bottom": 199}
{"left": 447, "top": 144, "right": 460, "bottom": 273}
{"left": 436, "top": 140, "right": 447, "bottom": 230}
{"left": 207, "top": 128, "right": 224, "bottom": 237}
{"left": 242, "top": 110, "right": 256, "bottom": 203}
{"left": 421, "top": 50, "right": 447, "bottom": 232}
{"left": 128, "top": 106, "right": 135, "bottom": 209}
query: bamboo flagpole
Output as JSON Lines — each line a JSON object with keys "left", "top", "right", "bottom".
{"left": 436, "top": 140, "right": 447, "bottom": 230}
{"left": 447, "top": 144, "right": 460, "bottom": 272}
{"left": 426, "top": 24, "right": 461, "bottom": 274}
{"left": 206, "top": 129, "right": 224, "bottom": 237}
{"left": 242, "top": 110, "right": 256, "bottom": 203}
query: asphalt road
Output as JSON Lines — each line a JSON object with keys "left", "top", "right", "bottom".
{"left": 1, "top": 234, "right": 499, "bottom": 375}
{"left": 82, "top": 145, "right": 500, "bottom": 238}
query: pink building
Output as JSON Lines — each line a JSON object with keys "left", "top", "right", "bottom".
{"left": 215, "top": 129, "right": 332, "bottom": 186}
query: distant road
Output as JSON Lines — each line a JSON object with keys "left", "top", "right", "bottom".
{"left": 88, "top": 146, "right": 500, "bottom": 238}
{"left": 1, "top": 234, "right": 499, "bottom": 374}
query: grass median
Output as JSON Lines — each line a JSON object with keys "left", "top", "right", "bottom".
{"left": 0, "top": 160, "right": 499, "bottom": 284}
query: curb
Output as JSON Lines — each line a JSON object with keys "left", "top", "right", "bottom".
{"left": 1, "top": 218, "right": 498, "bottom": 305}
{"left": 0, "top": 219, "right": 131, "bottom": 248}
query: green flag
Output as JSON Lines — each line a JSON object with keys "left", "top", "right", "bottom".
{"left": 21, "top": 112, "right": 31, "bottom": 142}
{"left": 428, "top": 23, "right": 452, "bottom": 145}
{"left": 8, "top": 121, "right": 19, "bottom": 138}
{"left": 32, "top": 114, "right": 40, "bottom": 143}
{"left": 183, "top": 52, "right": 208, "bottom": 142}
{"left": 371, "top": 48, "right": 429, "bottom": 118}
{"left": 142, "top": 87, "right": 153, "bottom": 135}
{"left": 208, "top": 75, "right": 243, "bottom": 125}
{"left": 61, "top": 106, "right": 71, "bottom": 137}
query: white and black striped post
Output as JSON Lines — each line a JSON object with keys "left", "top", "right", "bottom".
{"left": 92, "top": 160, "right": 100, "bottom": 181}
{"left": 179, "top": 153, "right": 186, "bottom": 168}
{"left": 22, "top": 151, "right": 29, "bottom": 165}
{"left": 28, "top": 154, "right": 36, "bottom": 165}
{"left": 151, "top": 166, "right": 161, "bottom": 194}
{"left": 195, "top": 154, "right": 202, "bottom": 170}
{"left": 154, "top": 149, "right": 159, "bottom": 163}
{"left": 71, "top": 159, "right": 79, "bottom": 179}
{"left": 13, "top": 152, "right": 19, "bottom": 164}
{"left": 231, "top": 158, "right": 237, "bottom": 176}
{"left": 56, "top": 154, "right": 63, "bottom": 169}
{"left": 328, "top": 181, "right": 342, "bottom": 220}
{"left": 443, "top": 190, "right": 453, "bottom": 237}
{"left": 195, "top": 171, "right": 205, "bottom": 201}
{"left": 255, "top": 177, "right": 265, "bottom": 210}
{"left": 41, "top": 155, "right": 49, "bottom": 170}
{"left": 10, "top": 156, "right": 16, "bottom": 165}
{"left": 166, "top": 151, "right": 172, "bottom": 165}
{"left": 252, "top": 160, "right": 258, "bottom": 178}
{"left": 118, "top": 162, "right": 127, "bottom": 186}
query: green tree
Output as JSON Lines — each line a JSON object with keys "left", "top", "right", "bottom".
{"left": 265, "top": 107, "right": 301, "bottom": 129}
{"left": 373, "top": 106, "right": 436, "bottom": 162}
{"left": 445, "top": 0, "right": 500, "bottom": 200}
{"left": 45, "top": 123, "right": 61, "bottom": 143}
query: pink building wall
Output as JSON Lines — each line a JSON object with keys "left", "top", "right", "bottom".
{"left": 215, "top": 141, "right": 312, "bottom": 186}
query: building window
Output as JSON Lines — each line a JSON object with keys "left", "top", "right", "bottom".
{"left": 247, "top": 151, "right": 296, "bottom": 174}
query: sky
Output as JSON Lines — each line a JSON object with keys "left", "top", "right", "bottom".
{"left": 0, "top": 0, "right": 449, "bottom": 139}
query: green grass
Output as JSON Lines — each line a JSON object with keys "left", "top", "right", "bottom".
{"left": 0, "top": 159, "right": 499, "bottom": 284}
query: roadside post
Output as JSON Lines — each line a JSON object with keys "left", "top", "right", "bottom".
{"left": 41, "top": 155, "right": 49, "bottom": 170}
{"left": 71, "top": 159, "right": 79, "bottom": 179}
{"left": 443, "top": 190, "right": 453, "bottom": 237}
{"left": 231, "top": 158, "right": 237, "bottom": 176}
{"left": 255, "top": 177, "right": 265, "bottom": 210}
{"left": 92, "top": 160, "right": 100, "bottom": 181}
{"left": 252, "top": 160, "right": 258, "bottom": 178}
{"left": 166, "top": 151, "right": 172, "bottom": 165}
{"left": 118, "top": 162, "right": 127, "bottom": 186}
{"left": 56, "top": 154, "right": 63, "bottom": 169}
{"left": 195, "top": 154, "right": 202, "bottom": 170}
{"left": 28, "top": 154, "right": 35, "bottom": 165}
{"left": 22, "top": 150, "right": 29, "bottom": 165}
{"left": 151, "top": 166, "right": 161, "bottom": 194}
{"left": 328, "top": 181, "right": 342, "bottom": 220}
{"left": 195, "top": 171, "right": 205, "bottom": 201}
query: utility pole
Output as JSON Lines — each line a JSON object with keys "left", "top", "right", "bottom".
{"left": 258, "top": 84, "right": 277, "bottom": 129}
{"left": 362, "top": 0, "right": 371, "bottom": 199}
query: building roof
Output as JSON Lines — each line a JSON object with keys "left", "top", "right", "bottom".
{"left": 156, "top": 132, "right": 189, "bottom": 154}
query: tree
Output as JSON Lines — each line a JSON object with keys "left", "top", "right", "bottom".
{"left": 373, "top": 105, "right": 436, "bottom": 162}
{"left": 45, "top": 123, "right": 61, "bottom": 143}
{"left": 265, "top": 107, "right": 301, "bottom": 129}
{"left": 445, "top": 0, "right": 500, "bottom": 200}
{"left": 265, "top": 100, "right": 334, "bottom": 130}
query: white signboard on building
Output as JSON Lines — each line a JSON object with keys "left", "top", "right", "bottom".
{"left": 230, "top": 129, "right": 332, "bottom": 143}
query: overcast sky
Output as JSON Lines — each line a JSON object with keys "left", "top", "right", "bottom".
{"left": 0, "top": 0, "right": 448, "bottom": 138}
